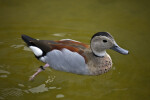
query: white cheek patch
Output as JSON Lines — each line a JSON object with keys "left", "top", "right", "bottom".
{"left": 93, "top": 50, "right": 106, "bottom": 57}
{"left": 29, "top": 46, "right": 43, "bottom": 56}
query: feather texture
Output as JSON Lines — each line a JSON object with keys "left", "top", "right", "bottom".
{"left": 45, "top": 48, "right": 89, "bottom": 75}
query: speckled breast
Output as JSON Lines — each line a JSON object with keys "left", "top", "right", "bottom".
{"left": 87, "top": 53, "right": 112, "bottom": 75}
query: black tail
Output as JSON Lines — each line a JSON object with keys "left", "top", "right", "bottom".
{"left": 21, "top": 34, "right": 36, "bottom": 46}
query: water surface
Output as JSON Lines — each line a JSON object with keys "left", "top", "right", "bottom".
{"left": 0, "top": 0, "right": 150, "bottom": 100}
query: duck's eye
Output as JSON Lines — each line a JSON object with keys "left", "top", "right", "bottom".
{"left": 103, "top": 40, "right": 107, "bottom": 43}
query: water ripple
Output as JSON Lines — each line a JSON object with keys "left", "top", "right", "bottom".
{"left": 1, "top": 88, "right": 24, "bottom": 97}
{"left": 0, "top": 69, "right": 10, "bottom": 78}
{"left": 0, "top": 69, "right": 10, "bottom": 74}
{"left": 11, "top": 44, "right": 24, "bottom": 48}
{"left": 28, "top": 84, "right": 48, "bottom": 93}
{"left": 0, "top": 75, "right": 8, "bottom": 78}
{"left": 23, "top": 46, "right": 31, "bottom": 51}
{"left": 56, "top": 94, "right": 64, "bottom": 98}
{"left": 53, "top": 33, "right": 67, "bottom": 37}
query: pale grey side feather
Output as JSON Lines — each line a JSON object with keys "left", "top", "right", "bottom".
{"left": 44, "top": 48, "right": 89, "bottom": 75}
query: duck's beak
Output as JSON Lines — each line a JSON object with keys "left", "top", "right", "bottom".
{"left": 110, "top": 42, "right": 129, "bottom": 55}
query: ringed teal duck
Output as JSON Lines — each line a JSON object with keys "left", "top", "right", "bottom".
{"left": 21, "top": 32, "right": 129, "bottom": 80}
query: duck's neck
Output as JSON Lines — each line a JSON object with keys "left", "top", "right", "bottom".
{"left": 93, "top": 50, "right": 106, "bottom": 57}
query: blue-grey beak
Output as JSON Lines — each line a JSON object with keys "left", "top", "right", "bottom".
{"left": 111, "top": 43, "right": 129, "bottom": 55}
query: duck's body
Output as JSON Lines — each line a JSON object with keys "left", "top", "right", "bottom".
{"left": 21, "top": 32, "right": 128, "bottom": 80}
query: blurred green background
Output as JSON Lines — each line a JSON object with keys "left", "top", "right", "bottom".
{"left": 0, "top": 0, "right": 150, "bottom": 100}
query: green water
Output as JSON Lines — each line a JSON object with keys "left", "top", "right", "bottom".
{"left": 0, "top": 0, "right": 150, "bottom": 100}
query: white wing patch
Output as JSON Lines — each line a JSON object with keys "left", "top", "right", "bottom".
{"left": 45, "top": 48, "right": 89, "bottom": 75}
{"left": 29, "top": 46, "right": 43, "bottom": 56}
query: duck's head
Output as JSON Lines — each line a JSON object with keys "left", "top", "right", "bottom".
{"left": 90, "top": 32, "right": 129, "bottom": 57}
